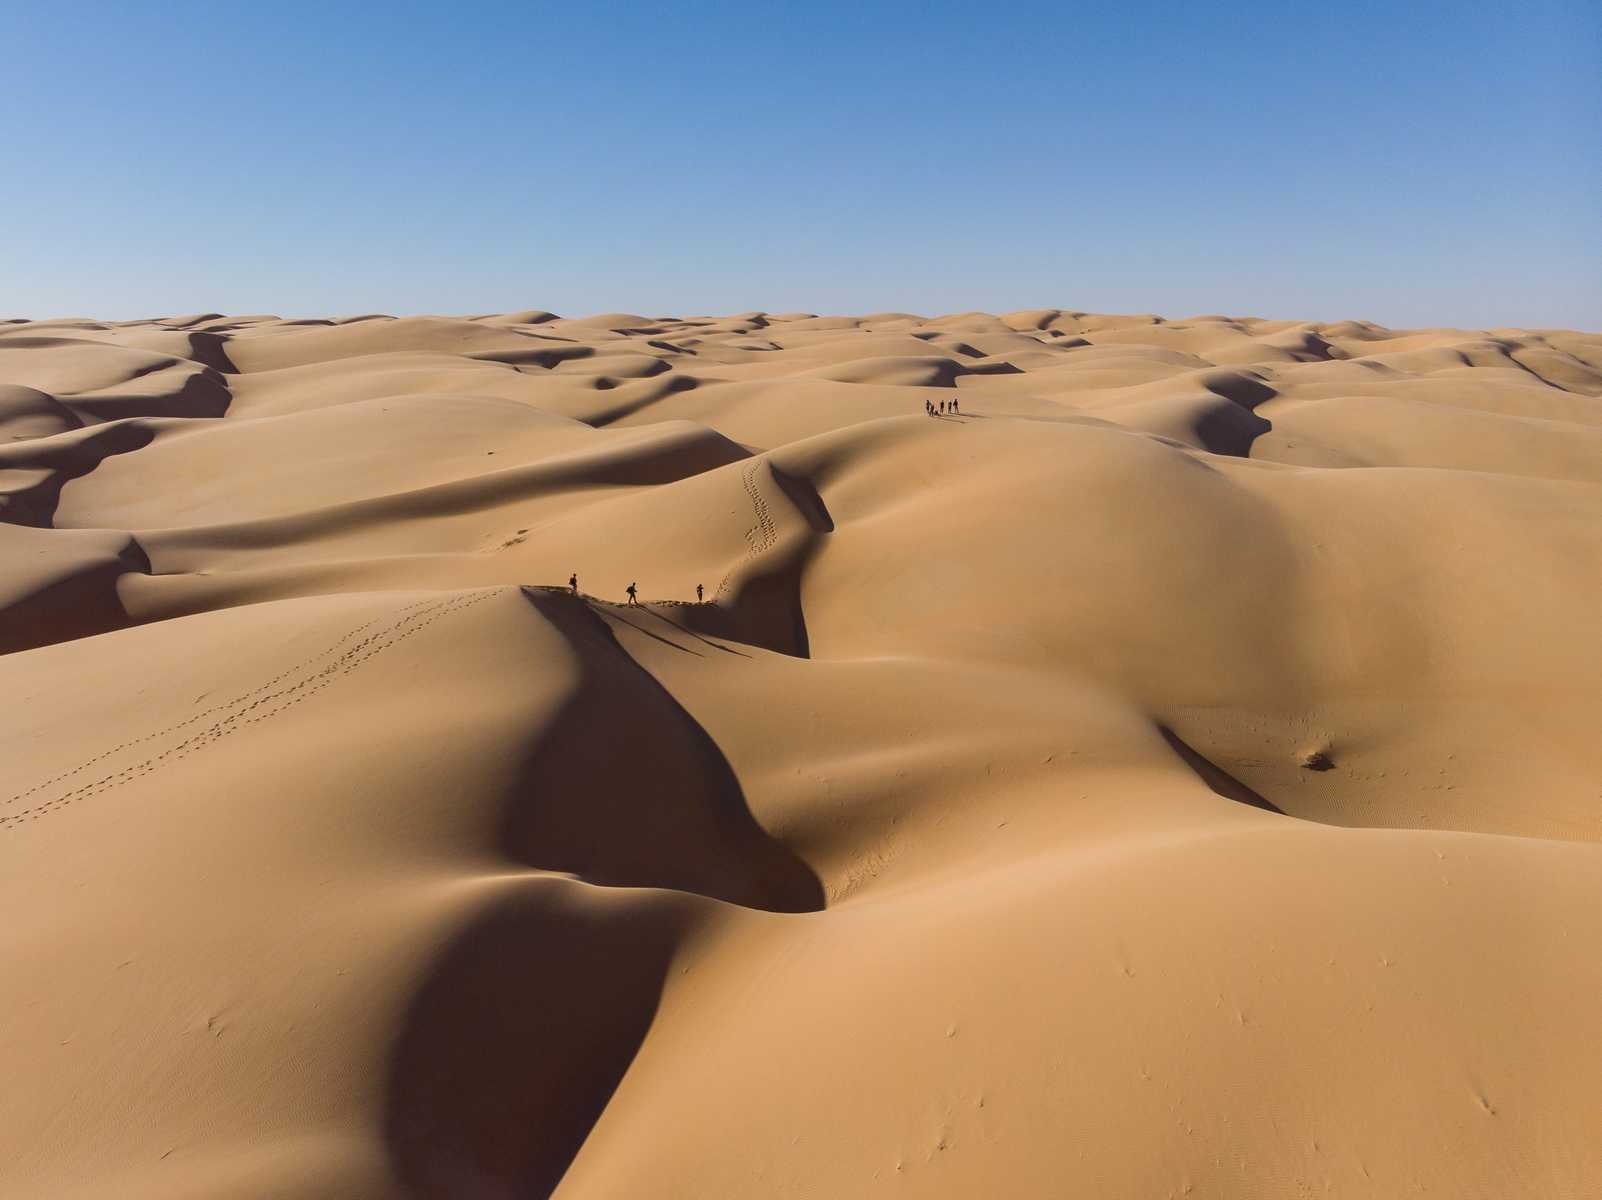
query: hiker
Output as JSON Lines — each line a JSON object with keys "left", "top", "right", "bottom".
{"left": 569, "top": 573, "right": 578, "bottom": 595}
{"left": 626, "top": 582, "right": 638, "bottom": 605}
{"left": 696, "top": 583, "right": 704, "bottom": 603}
{"left": 951, "top": 397, "right": 960, "bottom": 415}
{"left": 939, "top": 399, "right": 946, "bottom": 415}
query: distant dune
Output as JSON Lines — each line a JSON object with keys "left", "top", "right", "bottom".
{"left": 3, "top": 308, "right": 1601, "bottom": 1198}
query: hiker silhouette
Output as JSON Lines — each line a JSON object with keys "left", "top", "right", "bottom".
{"left": 626, "top": 582, "right": 638, "bottom": 606}
{"left": 569, "top": 573, "right": 578, "bottom": 595}
{"left": 696, "top": 584, "right": 704, "bottom": 603}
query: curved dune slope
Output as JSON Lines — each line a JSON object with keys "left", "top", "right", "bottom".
{"left": 3, "top": 309, "right": 1602, "bottom": 1198}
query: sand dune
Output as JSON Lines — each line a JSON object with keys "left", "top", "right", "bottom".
{"left": 3, "top": 308, "right": 1601, "bottom": 1197}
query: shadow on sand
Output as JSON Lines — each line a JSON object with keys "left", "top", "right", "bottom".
{"left": 1158, "top": 724, "right": 1285, "bottom": 815}
{"left": 500, "top": 588, "right": 821, "bottom": 910}
{"left": 384, "top": 885, "right": 698, "bottom": 1199}
{"left": 384, "top": 587, "right": 823, "bottom": 1198}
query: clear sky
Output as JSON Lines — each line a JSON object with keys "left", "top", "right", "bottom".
{"left": 4, "top": 0, "right": 1599, "bottom": 328}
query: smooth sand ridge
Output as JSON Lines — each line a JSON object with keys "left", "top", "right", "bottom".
{"left": 2, "top": 310, "right": 1602, "bottom": 1198}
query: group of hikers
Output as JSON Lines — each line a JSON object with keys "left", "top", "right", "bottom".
{"left": 563, "top": 394, "right": 966, "bottom": 607}
{"left": 568, "top": 574, "right": 703, "bottom": 607}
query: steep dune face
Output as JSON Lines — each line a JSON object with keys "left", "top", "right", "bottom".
{"left": 2, "top": 310, "right": 1601, "bottom": 1198}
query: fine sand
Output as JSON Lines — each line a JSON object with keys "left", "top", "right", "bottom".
{"left": 3, "top": 309, "right": 1602, "bottom": 1197}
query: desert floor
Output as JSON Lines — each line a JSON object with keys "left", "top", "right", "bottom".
{"left": 3, "top": 308, "right": 1601, "bottom": 1198}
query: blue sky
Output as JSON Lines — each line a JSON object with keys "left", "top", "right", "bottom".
{"left": 4, "top": 0, "right": 1598, "bottom": 328}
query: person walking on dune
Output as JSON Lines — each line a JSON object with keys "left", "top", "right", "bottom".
{"left": 697, "top": 583, "right": 704, "bottom": 603}
{"left": 569, "top": 573, "right": 578, "bottom": 595}
{"left": 951, "top": 396, "right": 960, "bottom": 415}
{"left": 626, "top": 582, "right": 638, "bottom": 606}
